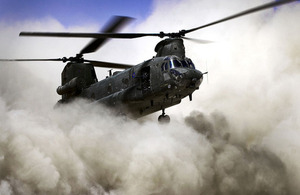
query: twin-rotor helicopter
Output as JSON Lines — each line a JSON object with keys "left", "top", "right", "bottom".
{"left": 1, "top": 0, "right": 297, "bottom": 123}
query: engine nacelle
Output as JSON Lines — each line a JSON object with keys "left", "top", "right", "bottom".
{"left": 56, "top": 77, "right": 85, "bottom": 95}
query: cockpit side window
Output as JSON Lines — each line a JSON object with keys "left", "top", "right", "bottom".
{"left": 161, "top": 62, "right": 165, "bottom": 71}
{"left": 187, "top": 59, "right": 195, "bottom": 69}
{"left": 181, "top": 60, "right": 189, "bottom": 68}
{"left": 161, "top": 62, "right": 171, "bottom": 71}
{"left": 166, "top": 62, "right": 171, "bottom": 70}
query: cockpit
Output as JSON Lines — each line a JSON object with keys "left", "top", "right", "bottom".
{"left": 161, "top": 56, "right": 195, "bottom": 72}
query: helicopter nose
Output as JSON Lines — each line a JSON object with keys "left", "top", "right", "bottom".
{"left": 186, "top": 69, "right": 203, "bottom": 88}
{"left": 170, "top": 68, "right": 203, "bottom": 89}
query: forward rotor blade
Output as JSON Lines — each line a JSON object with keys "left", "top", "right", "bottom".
{"left": 80, "top": 16, "right": 134, "bottom": 55}
{"left": 20, "top": 32, "right": 162, "bottom": 39}
{"left": 0, "top": 58, "right": 63, "bottom": 62}
{"left": 19, "top": 0, "right": 296, "bottom": 41}
{"left": 182, "top": 37, "right": 213, "bottom": 44}
{"left": 84, "top": 59, "right": 133, "bottom": 69}
{"left": 184, "top": 0, "right": 297, "bottom": 34}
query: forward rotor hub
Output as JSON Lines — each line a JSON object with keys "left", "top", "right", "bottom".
{"left": 62, "top": 54, "right": 84, "bottom": 63}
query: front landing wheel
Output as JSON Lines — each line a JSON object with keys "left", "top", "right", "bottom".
{"left": 158, "top": 114, "right": 170, "bottom": 124}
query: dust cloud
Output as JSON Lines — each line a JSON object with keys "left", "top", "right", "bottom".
{"left": 1, "top": 0, "right": 300, "bottom": 194}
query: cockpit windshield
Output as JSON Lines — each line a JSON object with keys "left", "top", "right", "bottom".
{"left": 161, "top": 57, "right": 195, "bottom": 71}
{"left": 170, "top": 59, "right": 182, "bottom": 68}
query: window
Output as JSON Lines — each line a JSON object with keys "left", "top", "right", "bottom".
{"left": 172, "top": 59, "right": 182, "bottom": 68}
{"left": 187, "top": 59, "right": 195, "bottom": 69}
{"left": 170, "top": 69, "right": 181, "bottom": 76}
{"left": 181, "top": 60, "right": 189, "bottom": 68}
{"left": 166, "top": 62, "right": 171, "bottom": 70}
{"left": 161, "top": 63, "right": 165, "bottom": 71}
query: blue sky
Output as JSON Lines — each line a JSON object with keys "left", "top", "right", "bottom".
{"left": 1, "top": 0, "right": 299, "bottom": 28}
{"left": 0, "top": 0, "right": 153, "bottom": 26}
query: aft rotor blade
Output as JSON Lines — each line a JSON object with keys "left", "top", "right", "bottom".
{"left": 80, "top": 16, "right": 134, "bottom": 55}
{"left": 0, "top": 58, "right": 63, "bottom": 62}
{"left": 184, "top": 0, "right": 298, "bottom": 34}
{"left": 84, "top": 59, "right": 133, "bottom": 69}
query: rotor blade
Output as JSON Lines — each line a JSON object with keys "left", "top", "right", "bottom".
{"left": 0, "top": 58, "right": 134, "bottom": 69}
{"left": 184, "top": 0, "right": 298, "bottom": 34}
{"left": 19, "top": 0, "right": 296, "bottom": 41}
{"left": 84, "top": 59, "right": 134, "bottom": 69}
{"left": 80, "top": 16, "right": 134, "bottom": 55}
{"left": 0, "top": 58, "right": 63, "bottom": 62}
{"left": 20, "top": 32, "right": 163, "bottom": 39}
{"left": 182, "top": 37, "right": 213, "bottom": 44}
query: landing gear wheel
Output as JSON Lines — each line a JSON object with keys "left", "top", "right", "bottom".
{"left": 158, "top": 109, "right": 170, "bottom": 124}
{"left": 158, "top": 114, "right": 170, "bottom": 124}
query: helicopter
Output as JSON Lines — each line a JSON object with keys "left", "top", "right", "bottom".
{"left": 1, "top": 0, "right": 297, "bottom": 123}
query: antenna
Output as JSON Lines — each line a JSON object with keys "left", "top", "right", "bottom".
{"left": 203, "top": 60, "right": 209, "bottom": 84}
{"left": 108, "top": 69, "right": 113, "bottom": 77}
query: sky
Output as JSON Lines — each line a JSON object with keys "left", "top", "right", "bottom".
{"left": 0, "top": 0, "right": 300, "bottom": 194}
{"left": 0, "top": 0, "right": 154, "bottom": 26}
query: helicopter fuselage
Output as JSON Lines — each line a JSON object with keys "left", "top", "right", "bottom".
{"left": 57, "top": 38, "right": 204, "bottom": 119}
{"left": 80, "top": 56, "right": 203, "bottom": 118}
